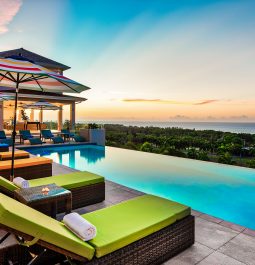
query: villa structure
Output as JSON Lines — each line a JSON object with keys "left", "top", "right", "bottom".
{"left": 0, "top": 48, "right": 86, "bottom": 131}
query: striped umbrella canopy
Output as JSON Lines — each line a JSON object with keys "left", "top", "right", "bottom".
{"left": 0, "top": 55, "right": 90, "bottom": 180}
{"left": 0, "top": 56, "right": 90, "bottom": 93}
{"left": 22, "top": 100, "right": 60, "bottom": 110}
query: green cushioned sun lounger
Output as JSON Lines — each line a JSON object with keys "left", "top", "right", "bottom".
{"left": 0, "top": 193, "right": 95, "bottom": 260}
{"left": 0, "top": 193, "right": 194, "bottom": 264}
{"left": 0, "top": 171, "right": 105, "bottom": 211}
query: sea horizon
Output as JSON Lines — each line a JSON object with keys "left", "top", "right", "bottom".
{"left": 74, "top": 121, "right": 255, "bottom": 134}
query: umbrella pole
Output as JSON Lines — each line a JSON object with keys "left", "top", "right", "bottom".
{"left": 10, "top": 75, "right": 20, "bottom": 181}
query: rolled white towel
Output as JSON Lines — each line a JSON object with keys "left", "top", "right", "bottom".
{"left": 13, "top": 177, "right": 29, "bottom": 188}
{"left": 63, "top": 212, "right": 97, "bottom": 241}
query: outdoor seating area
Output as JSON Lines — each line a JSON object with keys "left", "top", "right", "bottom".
{"left": 0, "top": 193, "right": 194, "bottom": 264}
{"left": 0, "top": 129, "right": 87, "bottom": 146}
{"left": 0, "top": 145, "right": 195, "bottom": 264}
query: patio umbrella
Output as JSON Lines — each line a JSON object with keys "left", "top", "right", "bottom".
{"left": 22, "top": 100, "right": 60, "bottom": 111}
{"left": 22, "top": 100, "right": 60, "bottom": 135}
{"left": 0, "top": 55, "right": 90, "bottom": 180}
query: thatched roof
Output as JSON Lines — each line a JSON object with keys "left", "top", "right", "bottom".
{"left": 0, "top": 48, "right": 70, "bottom": 71}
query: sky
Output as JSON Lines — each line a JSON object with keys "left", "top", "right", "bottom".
{"left": 1, "top": 0, "right": 255, "bottom": 122}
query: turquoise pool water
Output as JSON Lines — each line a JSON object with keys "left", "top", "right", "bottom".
{"left": 24, "top": 144, "right": 255, "bottom": 229}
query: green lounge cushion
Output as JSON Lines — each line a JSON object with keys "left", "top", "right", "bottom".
{"left": 84, "top": 194, "right": 190, "bottom": 258}
{"left": 29, "top": 171, "right": 104, "bottom": 190}
{"left": 0, "top": 176, "right": 17, "bottom": 192}
{"left": 0, "top": 193, "right": 95, "bottom": 260}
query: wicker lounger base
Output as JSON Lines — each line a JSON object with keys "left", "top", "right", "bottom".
{"left": 0, "top": 233, "right": 31, "bottom": 265}
{"left": 58, "top": 182, "right": 105, "bottom": 211}
{"left": 35, "top": 182, "right": 106, "bottom": 215}
{"left": 0, "top": 163, "right": 52, "bottom": 180}
{"left": 1, "top": 215, "right": 195, "bottom": 265}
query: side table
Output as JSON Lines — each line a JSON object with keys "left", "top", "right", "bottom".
{"left": 14, "top": 183, "right": 72, "bottom": 218}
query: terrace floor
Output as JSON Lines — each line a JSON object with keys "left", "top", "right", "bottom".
{"left": 2, "top": 161, "right": 255, "bottom": 265}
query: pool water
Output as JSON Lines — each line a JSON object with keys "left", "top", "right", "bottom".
{"left": 24, "top": 144, "right": 255, "bottom": 230}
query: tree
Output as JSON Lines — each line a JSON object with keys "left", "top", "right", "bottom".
{"left": 218, "top": 152, "right": 235, "bottom": 165}
{"left": 246, "top": 159, "right": 255, "bottom": 168}
{"left": 20, "top": 109, "right": 29, "bottom": 121}
{"left": 140, "top": 142, "right": 154, "bottom": 152}
{"left": 187, "top": 148, "right": 198, "bottom": 159}
{"left": 63, "top": 119, "right": 70, "bottom": 129}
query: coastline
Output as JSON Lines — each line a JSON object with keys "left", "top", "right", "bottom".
{"left": 77, "top": 121, "right": 255, "bottom": 134}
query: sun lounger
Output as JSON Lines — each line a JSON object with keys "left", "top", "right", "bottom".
{"left": 0, "top": 131, "right": 13, "bottom": 146}
{"left": 41, "top": 129, "right": 55, "bottom": 141}
{"left": 0, "top": 171, "right": 105, "bottom": 211}
{"left": 0, "top": 193, "right": 194, "bottom": 264}
{"left": 28, "top": 137, "right": 43, "bottom": 145}
{"left": 61, "top": 129, "right": 75, "bottom": 140}
{"left": 73, "top": 134, "right": 86, "bottom": 142}
{"left": 0, "top": 130, "right": 7, "bottom": 140}
{"left": 19, "top": 130, "right": 34, "bottom": 143}
{"left": 0, "top": 143, "right": 9, "bottom": 152}
{"left": 0, "top": 157, "right": 52, "bottom": 180}
{"left": 0, "top": 150, "right": 29, "bottom": 161}
{"left": 52, "top": 136, "right": 64, "bottom": 144}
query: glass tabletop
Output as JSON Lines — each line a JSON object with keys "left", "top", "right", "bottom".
{"left": 14, "top": 183, "right": 71, "bottom": 203}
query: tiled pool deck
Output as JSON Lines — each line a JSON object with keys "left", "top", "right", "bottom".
{"left": 2, "top": 161, "right": 255, "bottom": 264}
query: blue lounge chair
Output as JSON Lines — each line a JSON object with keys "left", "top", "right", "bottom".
{"left": 61, "top": 129, "right": 75, "bottom": 140}
{"left": 29, "top": 138, "right": 43, "bottom": 145}
{"left": 41, "top": 129, "right": 55, "bottom": 141}
{"left": 0, "top": 139, "right": 12, "bottom": 146}
{"left": 19, "top": 130, "right": 34, "bottom": 143}
{"left": 0, "top": 130, "right": 7, "bottom": 140}
{"left": 73, "top": 134, "right": 86, "bottom": 142}
{"left": 52, "top": 136, "right": 64, "bottom": 144}
{"left": 0, "top": 131, "right": 13, "bottom": 145}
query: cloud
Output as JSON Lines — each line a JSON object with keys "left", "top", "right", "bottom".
{"left": 229, "top": 115, "right": 248, "bottom": 120}
{"left": 0, "top": 0, "right": 22, "bottom": 34}
{"left": 194, "top": 99, "right": 218, "bottom": 105}
{"left": 122, "top": 98, "right": 218, "bottom": 105}
{"left": 170, "top": 115, "right": 191, "bottom": 120}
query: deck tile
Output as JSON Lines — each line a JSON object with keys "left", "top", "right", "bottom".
{"left": 163, "top": 242, "right": 213, "bottom": 265}
{"left": 195, "top": 217, "right": 238, "bottom": 250}
{"left": 198, "top": 251, "right": 245, "bottom": 265}
{"left": 219, "top": 233, "right": 255, "bottom": 265}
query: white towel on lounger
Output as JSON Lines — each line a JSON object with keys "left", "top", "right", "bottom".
{"left": 13, "top": 177, "right": 29, "bottom": 188}
{"left": 63, "top": 212, "right": 97, "bottom": 241}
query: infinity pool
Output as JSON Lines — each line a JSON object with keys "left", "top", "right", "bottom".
{"left": 23, "top": 144, "right": 255, "bottom": 229}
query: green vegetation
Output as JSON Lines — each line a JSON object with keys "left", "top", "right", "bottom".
{"left": 104, "top": 124, "right": 255, "bottom": 168}
{"left": 42, "top": 122, "right": 255, "bottom": 168}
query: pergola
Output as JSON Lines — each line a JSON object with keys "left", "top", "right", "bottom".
{"left": 0, "top": 48, "right": 87, "bottom": 130}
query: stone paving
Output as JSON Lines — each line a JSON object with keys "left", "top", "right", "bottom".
{"left": 1, "top": 160, "right": 255, "bottom": 264}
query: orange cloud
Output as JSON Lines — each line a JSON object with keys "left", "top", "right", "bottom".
{"left": 0, "top": 0, "right": 22, "bottom": 34}
{"left": 122, "top": 98, "right": 218, "bottom": 105}
{"left": 194, "top": 99, "right": 218, "bottom": 105}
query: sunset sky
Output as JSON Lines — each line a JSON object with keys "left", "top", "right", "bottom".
{"left": 1, "top": 0, "right": 255, "bottom": 122}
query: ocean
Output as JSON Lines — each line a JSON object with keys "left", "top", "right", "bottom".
{"left": 82, "top": 121, "right": 255, "bottom": 134}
